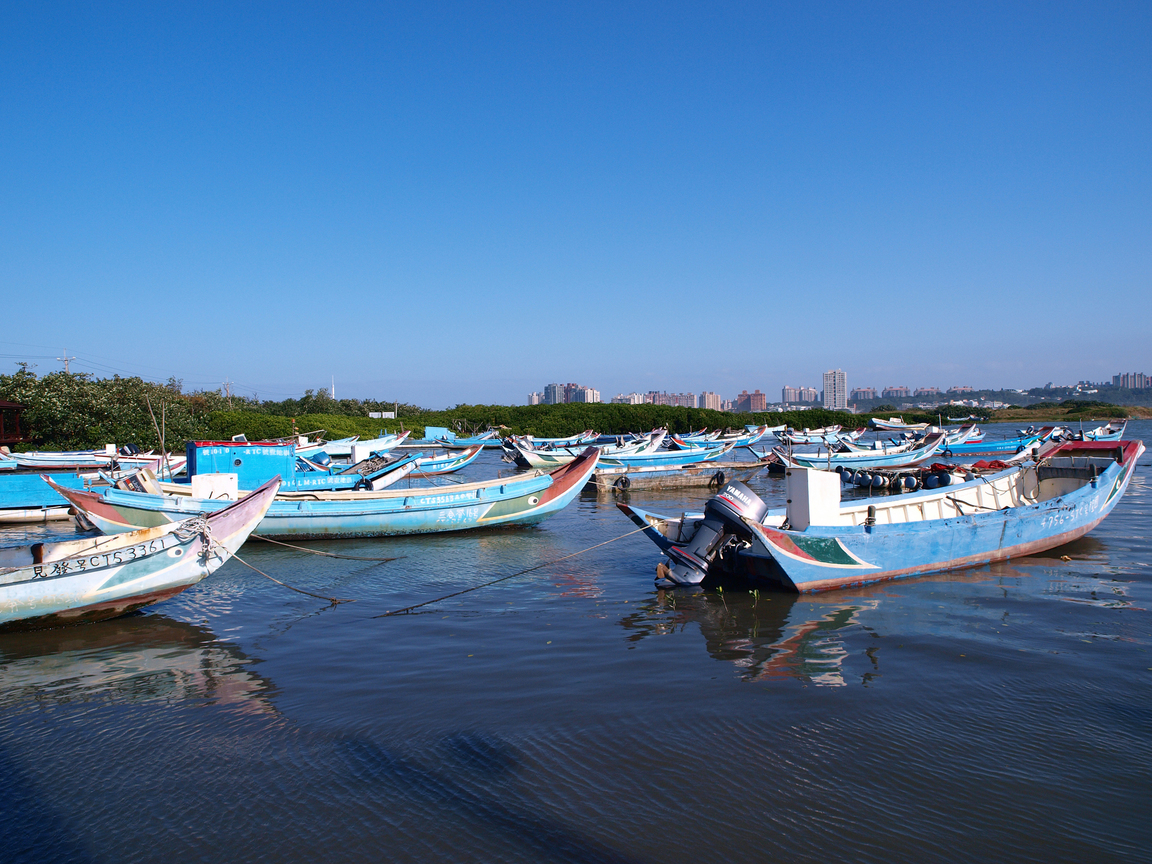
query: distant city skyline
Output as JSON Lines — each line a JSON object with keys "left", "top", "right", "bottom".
{"left": 522, "top": 370, "right": 1149, "bottom": 412}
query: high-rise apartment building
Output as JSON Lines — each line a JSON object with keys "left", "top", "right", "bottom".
{"left": 699, "top": 391, "right": 722, "bottom": 410}
{"left": 733, "top": 390, "right": 767, "bottom": 413}
{"left": 1114, "top": 372, "right": 1149, "bottom": 389}
{"left": 783, "top": 385, "right": 819, "bottom": 403}
{"left": 644, "top": 391, "right": 697, "bottom": 407}
{"left": 541, "top": 382, "right": 599, "bottom": 404}
{"left": 570, "top": 387, "right": 601, "bottom": 403}
{"left": 823, "top": 369, "right": 847, "bottom": 410}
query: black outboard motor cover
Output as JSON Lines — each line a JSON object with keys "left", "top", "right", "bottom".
{"left": 661, "top": 481, "right": 769, "bottom": 586}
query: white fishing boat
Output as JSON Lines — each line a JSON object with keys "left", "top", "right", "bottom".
{"left": 0, "top": 477, "right": 279, "bottom": 629}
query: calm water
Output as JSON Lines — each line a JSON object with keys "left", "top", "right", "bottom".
{"left": 2, "top": 423, "right": 1150, "bottom": 863}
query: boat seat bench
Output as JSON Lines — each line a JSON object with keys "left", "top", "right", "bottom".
{"left": 1036, "top": 465, "right": 1101, "bottom": 483}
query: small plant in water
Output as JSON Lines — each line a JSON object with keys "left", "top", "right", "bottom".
{"left": 750, "top": 588, "right": 760, "bottom": 608}
{"left": 716, "top": 585, "right": 727, "bottom": 610}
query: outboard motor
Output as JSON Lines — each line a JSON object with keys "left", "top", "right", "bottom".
{"left": 309, "top": 450, "right": 333, "bottom": 468}
{"left": 659, "top": 480, "right": 769, "bottom": 586}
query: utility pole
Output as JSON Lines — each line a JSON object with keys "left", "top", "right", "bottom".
{"left": 331, "top": 376, "right": 335, "bottom": 400}
{"left": 223, "top": 379, "right": 233, "bottom": 410}
{"left": 57, "top": 348, "right": 76, "bottom": 373}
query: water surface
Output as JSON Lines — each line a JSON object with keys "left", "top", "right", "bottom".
{"left": 2, "top": 422, "right": 1149, "bottom": 863}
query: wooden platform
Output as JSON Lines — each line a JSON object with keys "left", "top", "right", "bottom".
{"left": 586, "top": 460, "right": 766, "bottom": 493}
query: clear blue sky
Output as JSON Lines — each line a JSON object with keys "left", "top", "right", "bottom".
{"left": 2, "top": 2, "right": 1149, "bottom": 407}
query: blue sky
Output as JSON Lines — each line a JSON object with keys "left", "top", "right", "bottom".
{"left": 2, "top": 2, "right": 1149, "bottom": 407}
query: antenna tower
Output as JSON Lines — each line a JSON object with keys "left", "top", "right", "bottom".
{"left": 57, "top": 349, "right": 77, "bottom": 373}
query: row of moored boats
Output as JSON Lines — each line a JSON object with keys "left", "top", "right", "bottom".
{"left": 0, "top": 416, "right": 1138, "bottom": 628}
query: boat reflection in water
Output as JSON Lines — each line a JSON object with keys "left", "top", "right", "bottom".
{"left": 620, "top": 589, "right": 881, "bottom": 687}
{"left": 0, "top": 613, "right": 275, "bottom": 713}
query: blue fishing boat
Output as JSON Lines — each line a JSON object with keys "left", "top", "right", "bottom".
{"left": 1076, "top": 420, "right": 1127, "bottom": 441}
{"left": 771, "top": 433, "right": 947, "bottom": 470}
{"left": 667, "top": 432, "right": 720, "bottom": 450}
{"left": 515, "top": 430, "right": 599, "bottom": 448}
{"left": 940, "top": 431, "right": 1045, "bottom": 456}
{"left": 776, "top": 425, "right": 843, "bottom": 445}
{"left": 51, "top": 448, "right": 600, "bottom": 540}
{"left": 508, "top": 430, "right": 665, "bottom": 469}
{"left": 180, "top": 440, "right": 416, "bottom": 493}
{"left": 295, "top": 435, "right": 360, "bottom": 458}
{"left": 619, "top": 439, "right": 1143, "bottom": 592}
{"left": 592, "top": 432, "right": 641, "bottom": 446}
{"left": 733, "top": 425, "right": 773, "bottom": 447}
{"left": 599, "top": 442, "right": 734, "bottom": 468}
{"left": 409, "top": 445, "right": 484, "bottom": 477}
{"left": 434, "top": 430, "right": 507, "bottom": 449}
{"left": 870, "top": 417, "right": 929, "bottom": 432}
{"left": 671, "top": 425, "right": 772, "bottom": 449}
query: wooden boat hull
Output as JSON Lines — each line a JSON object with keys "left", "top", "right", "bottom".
{"left": 53, "top": 450, "right": 599, "bottom": 540}
{"left": 590, "top": 461, "right": 764, "bottom": 493}
{"left": 1, "top": 478, "right": 279, "bottom": 629}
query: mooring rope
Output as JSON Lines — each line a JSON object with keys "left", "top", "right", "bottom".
{"left": 230, "top": 551, "right": 358, "bottom": 604}
{"left": 373, "top": 525, "right": 650, "bottom": 618}
{"left": 249, "top": 534, "right": 404, "bottom": 562}
{"left": 945, "top": 495, "right": 1010, "bottom": 513}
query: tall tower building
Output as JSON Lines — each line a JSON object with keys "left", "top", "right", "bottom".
{"left": 823, "top": 369, "right": 847, "bottom": 410}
